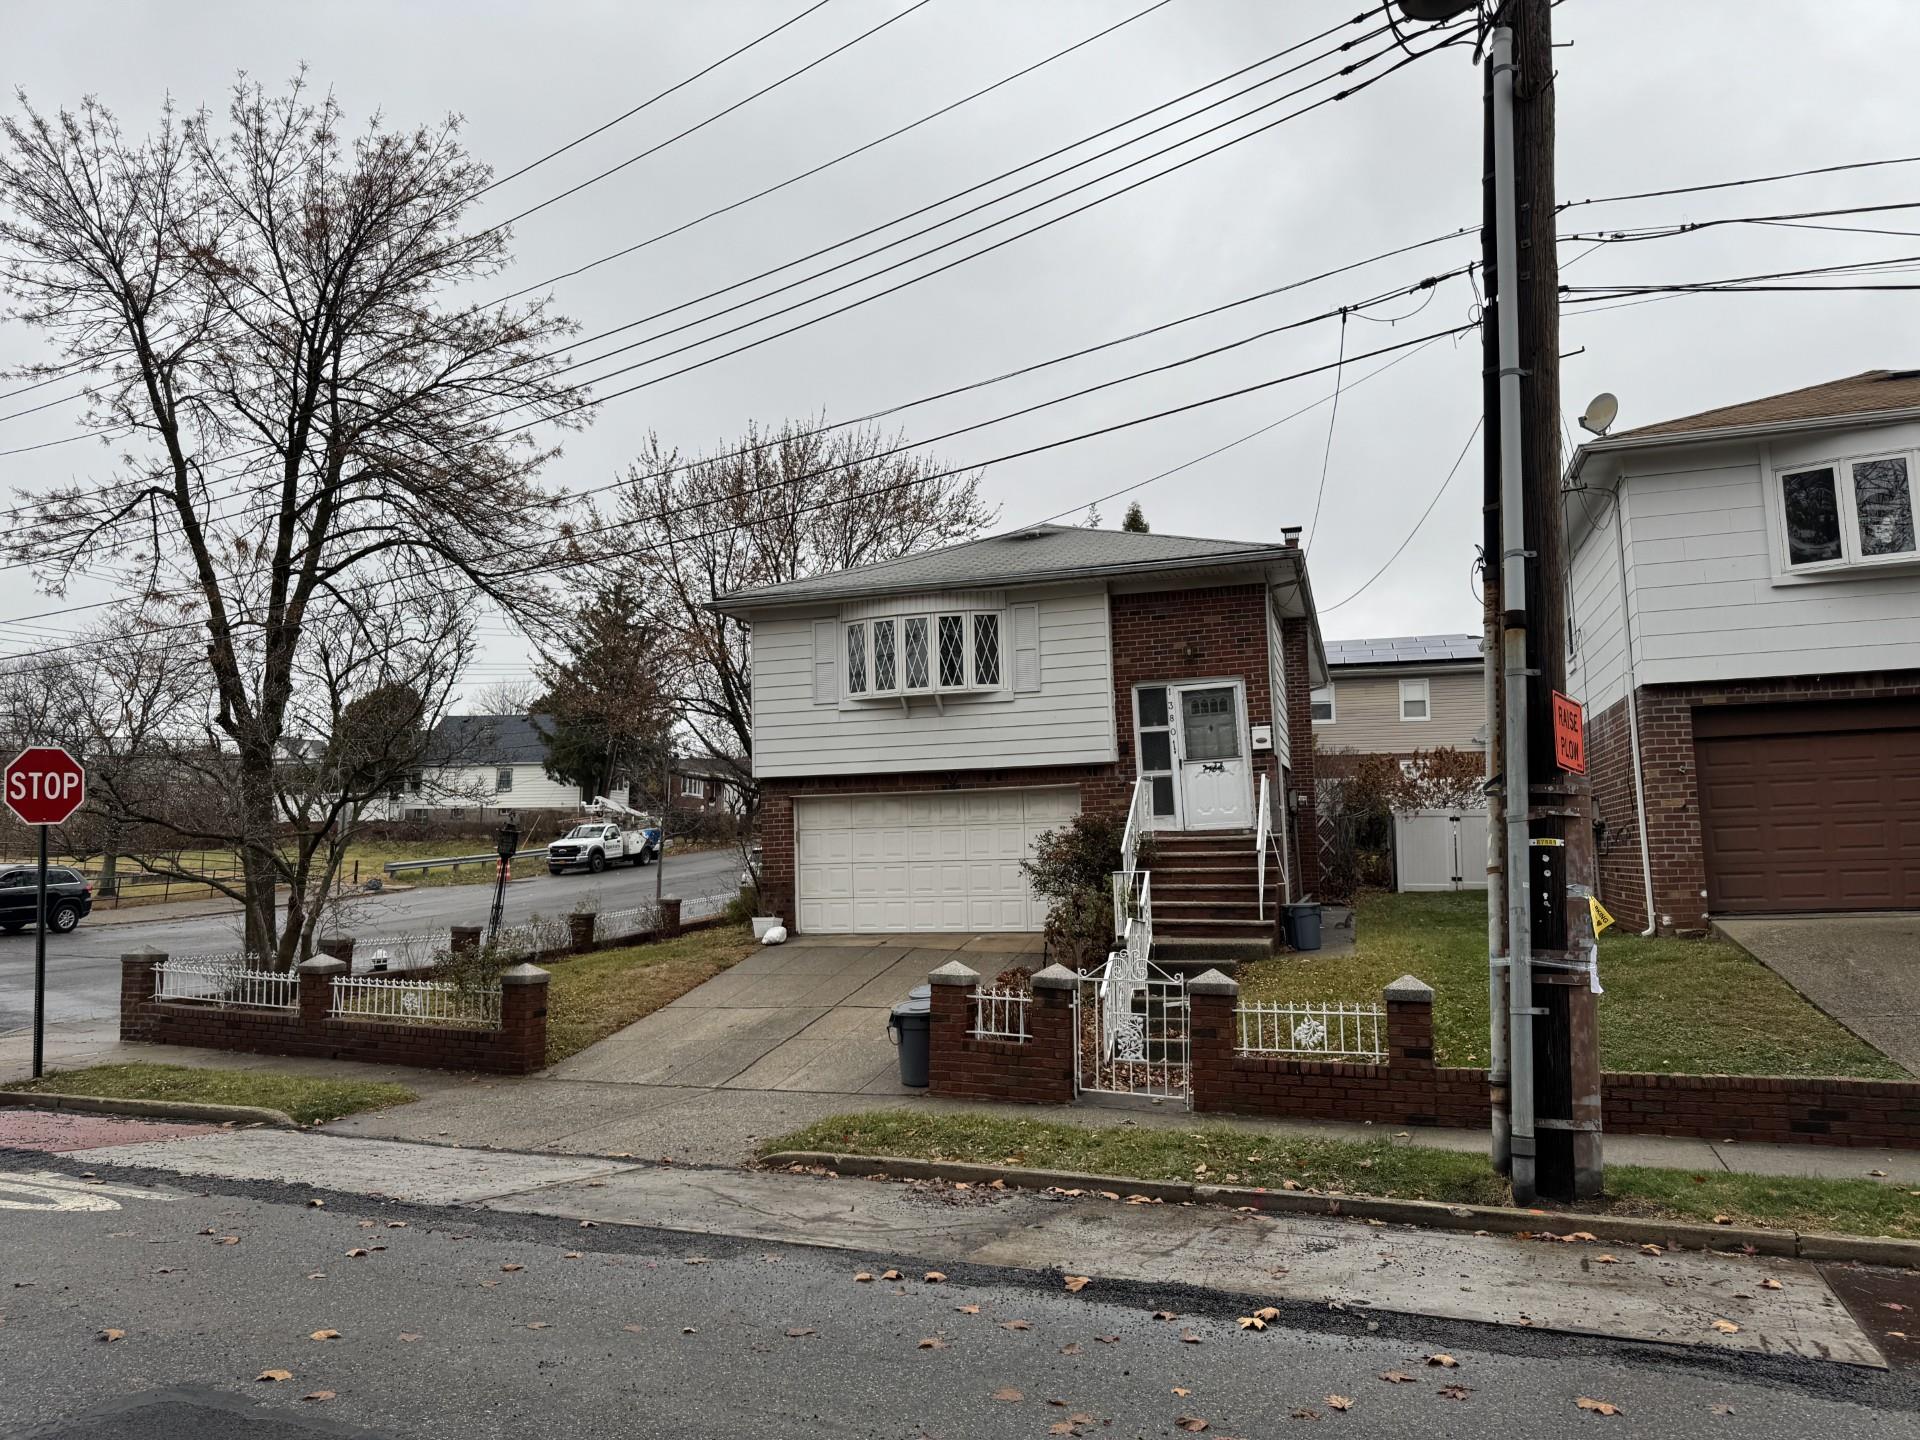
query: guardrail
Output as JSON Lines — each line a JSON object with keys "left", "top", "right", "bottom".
{"left": 382, "top": 852, "right": 530, "bottom": 877}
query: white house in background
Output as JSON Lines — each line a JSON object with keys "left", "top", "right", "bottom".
{"left": 368, "top": 714, "right": 588, "bottom": 820}
{"left": 1566, "top": 368, "right": 1920, "bottom": 934}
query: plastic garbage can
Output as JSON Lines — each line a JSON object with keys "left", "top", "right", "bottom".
{"left": 889, "top": 984, "right": 933, "bottom": 1088}
{"left": 1286, "top": 902, "right": 1323, "bottom": 952}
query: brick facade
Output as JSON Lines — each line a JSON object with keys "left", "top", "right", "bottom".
{"left": 755, "top": 579, "right": 1319, "bottom": 929}
{"left": 1585, "top": 669, "right": 1920, "bottom": 934}
{"left": 120, "top": 951, "right": 549, "bottom": 1075}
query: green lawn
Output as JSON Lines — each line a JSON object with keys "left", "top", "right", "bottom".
{"left": 4, "top": 1063, "right": 415, "bottom": 1126}
{"left": 1236, "top": 891, "right": 1905, "bottom": 1078}
{"left": 541, "top": 923, "right": 758, "bottom": 1065}
{"left": 766, "top": 1111, "right": 1920, "bottom": 1239}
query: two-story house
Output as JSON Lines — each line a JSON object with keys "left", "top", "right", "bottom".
{"left": 713, "top": 524, "right": 1330, "bottom": 954}
{"left": 1566, "top": 369, "right": 1920, "bottom": 933}
{"left": 369, "top": 714, "right": 594, "bottom": 821}
{"left": 1311, "top": 634, "right": 1487, "bottom": 764}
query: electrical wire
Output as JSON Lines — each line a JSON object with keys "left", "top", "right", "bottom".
{"left": 1303, "top": 309, "right": 1349, "bottom": 553}
{"left": 1319, "top": 414, "right": 1481, "bottom": 614}
{"left": 1557, "top": 154, "right": 1920, "bottom": 212}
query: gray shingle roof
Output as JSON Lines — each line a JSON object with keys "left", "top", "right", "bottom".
{"left": 1324, "top": 633, "right": 1483, "bottom": 668}
{"left": 428, "top": 714, "right": 548, "bottom": 765}
{"left": 1606, "top": 368, "right": 1920, "bottom": 442}
{"left": 714, "top": 524, "right": 1295, "bottom": 609}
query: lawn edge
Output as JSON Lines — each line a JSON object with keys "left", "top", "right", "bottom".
{"left": 0, "top": 1089, "right": 297, "bottom": 1128}
{"left": 758, "top": 1149, "right": 1920, "bottom": 1267}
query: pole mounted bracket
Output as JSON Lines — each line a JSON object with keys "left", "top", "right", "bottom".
{"left": 1497, "top": 364, "right": 1530, "bottom": 378}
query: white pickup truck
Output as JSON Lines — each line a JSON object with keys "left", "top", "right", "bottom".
{"left": 544, "top": 820, "right": 661, "bottom": 875}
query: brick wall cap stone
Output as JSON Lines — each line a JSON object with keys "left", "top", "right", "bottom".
{"left": 1187, "top": 968, "right": 1240, "bottom": 997}
{"left": 1031, "top": 964, "right": 1079, "bottom": 992}
{"left": 121, "top": 947, "right": 167, "bottom": 964}
{"left": 296, "top": 956, "right": 348, "bottom": 976}
{"left": 499, "top": 963, "right": 551, "bottom": 987}
{"left": 1383, "top": 975, "right": 1434, "bottom": 1004}
{"left": 928, "top": 960, "right": 980, "bottom": 987}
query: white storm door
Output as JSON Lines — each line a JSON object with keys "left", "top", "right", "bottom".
{"left": 1175, "top": 683, "right": 1252, "bottom": 828}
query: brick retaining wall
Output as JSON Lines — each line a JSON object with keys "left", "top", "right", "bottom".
{"left": 924, "top": 963, "right": 1920, "bottom": 1148}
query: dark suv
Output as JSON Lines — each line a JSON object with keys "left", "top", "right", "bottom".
{"left": 0, "top": 866, "right": 93, "bottom": 934}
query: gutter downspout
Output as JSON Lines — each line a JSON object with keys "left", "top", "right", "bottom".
{"left": 1607, "top": 477, "right": 1658, "bottom": 936}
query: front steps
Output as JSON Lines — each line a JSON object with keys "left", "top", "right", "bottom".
{"left": 1144, "top": 830, "right": 1283, "bottom": 964}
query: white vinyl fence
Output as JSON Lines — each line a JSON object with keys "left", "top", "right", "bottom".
{"left": 1393, "top": 809, "right": 1489, "bottom": 893}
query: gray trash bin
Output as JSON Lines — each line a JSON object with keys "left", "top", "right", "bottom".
{"left": 1286, "top": 902, "right": 1323, "bottom": 952}
{"left": 889, "top": 984, "right": 933, "bottom": 1088}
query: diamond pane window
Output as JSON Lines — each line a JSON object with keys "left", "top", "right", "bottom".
{"left": 937, "top": 614, "right": 966, "bottom": 687}
{"left": 903, "top": 617, "right": 930, "bottom": 689}
{"left": 872, "top": 618, "right": 897, "bottom": 691}
{"left": 972, "top": 612, "right": 1001, "bottom": 686}
{"left": 1853, "top": 457, "right": 1916, "bottom": 557}
{"left": 845, "top": 622, "right": 867, "bottom": 694}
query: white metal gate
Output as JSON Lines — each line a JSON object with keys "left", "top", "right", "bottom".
{"left": 1074, "top": 956, "right": 1190, "bottom": 1105}
{"left": 1393, "top": 809, "right": 1490, "bottom": 892}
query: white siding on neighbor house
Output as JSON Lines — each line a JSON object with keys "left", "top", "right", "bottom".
{"left": 751, "top": 583, "right": 1117, "bottom": 778}
{"left": 1567, "top": 487, "right": 1632, "bottom": 715}
{"left": 1313, "top": 668, "right": 1485, "bottom": 756}
{"left": 1582, "top": 426, "right": 1920, "bottom": 693}
{"left": 373, "top": 762, "right": 583, "bottom": 817}
{"left": 1266, "top": 596, "right": 1291, "bottom": 768}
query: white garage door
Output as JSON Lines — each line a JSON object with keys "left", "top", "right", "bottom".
{"left": 795, "top": 787, "right": 1081, "bottom": 934}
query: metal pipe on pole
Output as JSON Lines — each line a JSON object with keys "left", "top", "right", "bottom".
{"left": 1489, "top": 21, "right": 1538, "bottom": 1204}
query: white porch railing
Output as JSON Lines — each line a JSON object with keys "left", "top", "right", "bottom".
{"left": 1256, "top": 772, "right": 1291, "bottom": 920}
{"left": 1237, "top": 1000, "right": 1384, "bottom": 1061}
{"left": 153, "top": 957, "right": 297, "bottom": 1010}
{"left": 1114, "top": 776, "right": 1150, "bottom": 937}
{"left": 1103, "top": 871, "right": 1153, "bottom": 1058}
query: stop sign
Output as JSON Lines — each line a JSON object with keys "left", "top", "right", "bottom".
{"left": 6, "top": 746, "right": 86, "bottom": 826}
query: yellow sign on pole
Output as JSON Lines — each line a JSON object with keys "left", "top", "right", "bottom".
{"left": 1588, "top": 896, "right": 1615, "bottom": 937}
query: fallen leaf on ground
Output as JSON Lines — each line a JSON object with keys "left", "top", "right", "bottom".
{"left": 955, "top": 1303, "right": 981, "bottom": 1314}
{"left": 1048, "top": 1427, "right": 1075, "bottom": 1436}
{"left": 1711, "top": 1214, "right": 1732, "bottom": 1225}
{"left": 1595, "top": 1255, "right": 1618, "bottom": 1264}
{"left": 1869, "top": 1169, "right": 1888, "bottom": 1177}
{"left": 1253, "top": 1306, "right": 1280, "bottom": 1321}
{"left": 1236, "top": 1316, "right": 1267, "bottom": 1331}
{"left": 1175, "top": 1418, "right": 1208, "bottom": 1432}
{"left": 1181, "top": 1332, "right": 1203, "bottom": 1345}
{"left": 784, "top": 1328, "right": 815, "bottom": 1339}
{"left": 1172, "top": 1387, "right": 1191, "bottom": 1396}
{"left": 1292, "top": 1408, "right": 1322, "bottom": 1420}
{"left": 1059, "top": 1342, "right": 1083, "bottom": 1355}
{"left": 1425, "top": 1353, "right": 1458, "bottom": 1368}
{"left": 1153, "top": 1310, "right": 1179, "bottom": 1321}
{"left": 1064, "top": 1275, "right": 1091, "bottom": 1293}
{"left": 681, "top": 1327, "right": 697, "bottom": 1335}
{"left": 398, "top": 1333, "right": 422, "bottom": 1342}
{"left": 578, "top": 1220, "right": 597, "bottom": 1228}
{"left": 1096, "top": 1335, "right": 1120, "bottom": 1343}
{"left": 345, "top": 1249, "right": 369, "bottom": 1258}
{"left": 1326, "top": 1394, "right": 1352, "bottom": 1411}
{"left": 1379, "top": 1371, "right": 1414, "bottom": 1383}
{"left": 1575, "top": 1397, "right": 1621, "bottom": 1416}
{"left": 1710, "top": 1403, "right": 1735, "bottom": 1415}
{"left": 1566, "top": 1231, "right": 1598, "bottom": 1243}
{"left": 526, "top": 1322, "right": 549, "bottom": 1330}
{"left": 1710, "top": 1319, "right": 1741, "bottom": 1335}
{"left": 500, "top": 1264, "right": 523, "bottom": 1273}
{"left": 684, "top": 1258, "right": 709, "bottom": 1266}
{"left": 1640, "top": 1244, "right": 1663, "bottom": 1256}
{"left": 97, "top": 1329, "right": 125, "bottom": 1343}
{"left": 305, "top": 1272, "right": 325, "bottom": 1280}
{"left": 1437, "top": 1384, "right": 1471, "bottom": 1401}
{"left": 1000, "top": 1319, "right": 1032, "bottom": 1331}
{"left": 991, "top": 1387, "right": 1023, "bottom": 1402}
{"left": 302, "top": 1391, "right": 335, "bottom": 1403}
{"left": 1760, "top": 1278, "right": 1783, "bottom": 1291}
{"left": 881, "top": 1269, "right": 903, "bottom": 1281}
{"left": 256, "top": 1369, "right": 293, "bottom": 1383}
{"left": 854, "top": 1272, "right": 875, "bottom": 1283}
{"left": 215, "top": 1236, "right": 240, "bottom": 1246}
{"left": 923, "top": 1271, "right": 947, "bottom": 1283}
{"left": 306, "top": 1199, "right": 324, "bottom": 1209}
{"left": 620, "top": 1324, "right": 644, "bottom": 1335}
{"left": 386, "top": 1220, "right": 407, "bottom": 1228}
{"left": 308, "top": 1330, "right": 340, "bottom": 1342}
{"left": 916, "top": 1337, "right": 946, "bottom": 1350}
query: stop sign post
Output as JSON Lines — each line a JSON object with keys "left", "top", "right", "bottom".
{"left": 6, "top": 746, "right": 86, "bottom": 1078}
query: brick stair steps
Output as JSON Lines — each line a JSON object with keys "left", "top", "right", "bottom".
{"left": 1152, "top": 882, "right": 1261, "bottom": 904}
{"left": 1155, "top": 898, "right": 1265, "bottom": 922}
{"left": 1153, "top": 915, "right": 1275, "bottom": 936}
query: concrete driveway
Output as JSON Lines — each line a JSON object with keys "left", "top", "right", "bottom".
{"left": 1714, "top": 913, "right": 1920, "bottom": 1075}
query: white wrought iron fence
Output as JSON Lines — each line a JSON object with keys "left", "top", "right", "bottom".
{"left": 153, "top": 956, "right": 297, "bottom": 1010}
{"left": 971, "top": 987, "right": 1030, "bottom": 1040}
{"left": 351, "top": 932, "right": 445, "bottom": 973}
{"left": 491, "top": 913, "right": 571, "bottom": 960}
{"left": 594, "top": 904, "right": 661, "bottom": 944}
{"left": 1236, "top": 1001, "right": 1385, "bottom": 1062}
{"left": 330, "top": 975, "right": 501, "bottom": 1028}
{"left": 1075, "top": 956, "right": 1188, "bottom": 1104}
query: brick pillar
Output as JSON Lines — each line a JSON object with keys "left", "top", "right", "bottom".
{"left": 498, "top": 963, "right": 551, "bottom": 1074}
{"left": 298, "top": 956, "right": 346, "bottom": 1034}
{"left": 317, "top": 935, "right": 355, "bottom": 964}
{"left": 1025, "top": 964, "right": 1080, "bottom": 1105}
{"left": 568, "top": 912, "right": 597, "bottom": 953}
{"left": 1383, "top": 975, "right": 1435, "bottom": 1076}
{"left": 450, "top": 925, "right": 481, "bottom": 958}
{"left": 1185, "top": 968, "right": 1239, "bottom": 1113}
{"left": 120, "top": 947, "right": 165, "bottom": 1043}
{"left": 927, "top": 960, "right": 980, "bottom": 1095}
{"left": 659, "top": 896, "right": 683, "bottom": 939}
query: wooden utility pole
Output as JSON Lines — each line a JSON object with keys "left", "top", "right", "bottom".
{"left": 1510, "top": 0, "right": 1603, "bottom": 1201}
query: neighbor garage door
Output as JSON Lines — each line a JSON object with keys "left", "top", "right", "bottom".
{"left": 1696, "top": 700, "right": 1920, "bottom": 914}
{"left": 794, "top": 787, "right": 1081, "bottom": 934}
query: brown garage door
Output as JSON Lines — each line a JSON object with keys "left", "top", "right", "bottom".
{"left": 1695, "top": 700, "right": 1920, "bottom": 914}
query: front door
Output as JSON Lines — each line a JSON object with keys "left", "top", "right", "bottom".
{"left": 1133, "top": 682, "right": 1253, "bottom": 830}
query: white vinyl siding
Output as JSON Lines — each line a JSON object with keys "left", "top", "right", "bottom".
{"left": 1312, "top": 668, "right": 1484, "bottom": 755}
{"left": 1566, "top": 485, "right": 1632, "bottom": 715}
{"left": 751, "top": 584, "right": 1117, "bottom": 778}
{"left": 1573, "top": 424, "right": 1920, "bottom": 691}
{"left": 368, "top": 763, "right": 581, "bottom": 817}
{"left": 1265, "top": 594, "right": 1291, "bottom": 767}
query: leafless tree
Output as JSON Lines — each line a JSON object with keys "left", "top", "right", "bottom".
{"left": 466, "top": 678, "right": 541, "bottom": 717}
{"left": 614, "top": 417, "right": 994, "bottom": 815}
{"left": 0, "top": 77, "right": 589, "bottom": 963}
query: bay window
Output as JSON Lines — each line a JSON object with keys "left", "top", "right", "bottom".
{"left": 844, "top": 610, "right": 1004, "bottom": 698}
{"left": 1778, "top": 450, "right": 1920, "bottom": 573}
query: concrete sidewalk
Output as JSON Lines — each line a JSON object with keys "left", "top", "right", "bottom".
{"left": 4, "top": 1117, "right": 1892, "bottom": 1368}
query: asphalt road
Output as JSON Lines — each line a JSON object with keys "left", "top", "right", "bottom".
{"left": 1, "top": 1154, "right": 1914, "bottom": 1439}
{"left": 0, "top": 847, "right": 745, "bottom": 1033}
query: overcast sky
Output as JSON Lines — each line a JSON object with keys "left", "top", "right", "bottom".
{"left": 3, "top": 0, "right": 1917, "bottom": 699}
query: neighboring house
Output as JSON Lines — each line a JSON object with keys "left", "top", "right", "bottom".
{"left": 670, "top": 755, "right": 745, "bottom": 817}
{"left": 713, "top": 524, "right": 1329, "bottom": 952}
{"left": 1566, "top": 369, "right": 1920, "bottom": 933}
{"left": 368, "top": 714, "right": 591, "bottom": 820}
{"left": 1312, "top": 634, "right": 1487, "bottom": 762}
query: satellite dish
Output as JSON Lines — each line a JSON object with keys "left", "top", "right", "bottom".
{"left": 1578, "top": 392, "right": 1619, "bottom": 437}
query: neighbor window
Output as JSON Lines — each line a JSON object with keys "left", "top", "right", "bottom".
{"left": 1310, "top": 685, "right": 1335, "bottom": 724}
{"left": 1778, "top": 451, "right": 1920, "bottom": 572}
{"left": 680, "top": 776, "right": 706, "bottom": 798}
{"left": 1399, "top": 678, "right": 1430, "bottom": 721}
{"left": 844, "top": 610, "right": 1004, "bottom": 698}
{"left": 495, "top": 767, "right": 514, "bottom": 792}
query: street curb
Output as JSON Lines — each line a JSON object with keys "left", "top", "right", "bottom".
{"left": 759, "top": 1151, "right": 1920, "bottom": 1266}
{"left": 0, "top": 1090, "right": 297, "bottom": 1128}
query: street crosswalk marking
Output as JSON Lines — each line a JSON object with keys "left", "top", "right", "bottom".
{"left": 0, "top": 1170, "right": 177, "bottom": 1212}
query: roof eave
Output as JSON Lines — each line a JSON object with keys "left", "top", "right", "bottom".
{"left": 1569, "top": 401, "right": 1920, "bottom": 482}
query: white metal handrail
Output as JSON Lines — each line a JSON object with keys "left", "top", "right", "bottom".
{"left": 1114, "top": 776, "right": 1150, "bottom": 937}
{"left": 1237, "top": 1000, "right": 1384, "bottom": 1061}
{"left": 153, "top": 957, "right": 297, "bottom": 1010}
{"left": 1256, "top": 772, "right": 1270, "bottom": 921}
{"left": 330, "top": 975, "right": 501, "bottom": 1028}
{"left": 971, "top": 987, "right": 1030, "bottom": 1040}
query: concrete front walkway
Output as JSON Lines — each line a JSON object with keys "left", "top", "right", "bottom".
{"left": 1714, "top": 913, "right": 1920, "bottom": 1076}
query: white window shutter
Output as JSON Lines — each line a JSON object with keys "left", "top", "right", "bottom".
{"left": 1011, "top": 603, "right": 1041, "bottom": 693}
{"left": 812, "top": 619, "right": 838, "bottom": 704}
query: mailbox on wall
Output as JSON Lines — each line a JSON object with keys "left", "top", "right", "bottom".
{"left": 1250, "top": 724, "right": 1273, "bottom": 751}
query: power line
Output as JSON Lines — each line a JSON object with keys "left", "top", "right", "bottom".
{"left": 1319, "top": 413, "right": 1481, "bottom": 614}
{"left": 1302, "top": 309, "right": 1348, "bottom": 554}
{"left": 1557, "top": 153, "right": 1920, "bottom": 212}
